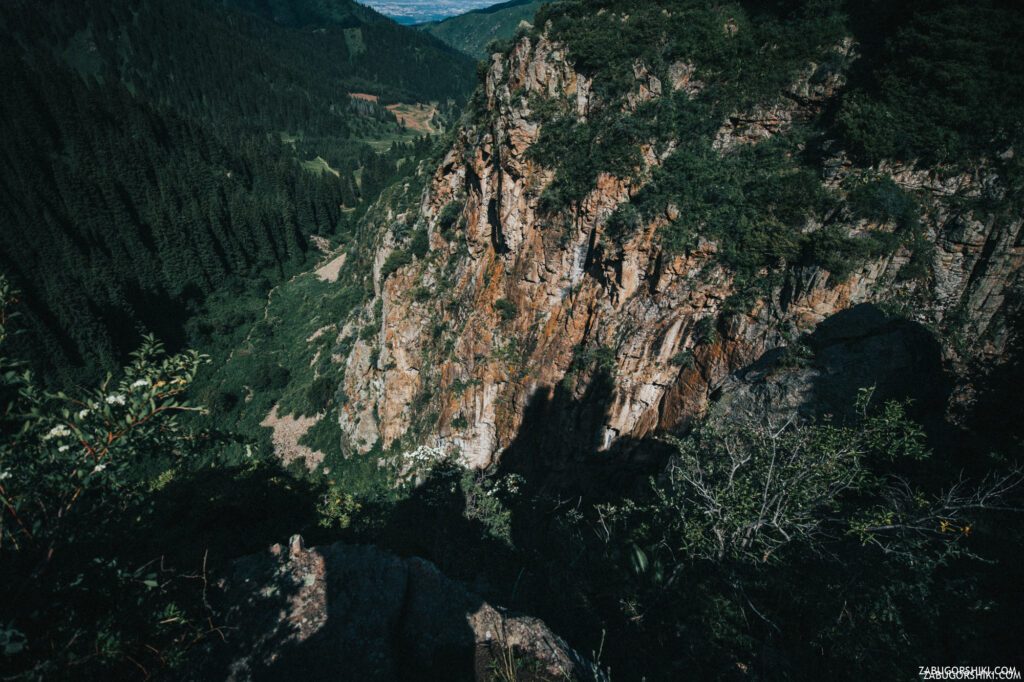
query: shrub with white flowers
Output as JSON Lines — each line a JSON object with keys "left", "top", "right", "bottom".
{"left": 0, "top": 277, "right": 209, "bottom": 565}
{"left": 0, "top": 276, "right": 215, "bottom": 676}
{"left": 392, "top": 444, "right": 459, "bottom": 484}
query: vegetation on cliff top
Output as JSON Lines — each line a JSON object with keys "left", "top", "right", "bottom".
{"left": 524, "top": 0, "right": 1022, "bottom": 292}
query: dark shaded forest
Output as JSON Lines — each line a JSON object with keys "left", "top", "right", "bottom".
{"left": 0, "top": 0, "right": 473, "bottom": 383}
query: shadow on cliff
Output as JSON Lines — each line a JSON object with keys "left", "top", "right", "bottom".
{"left": 716, "top": 304, "right": 953, "bottom": 439}
{"left": 233, "top": 305, "right": 977, "bottom": 681}
{"left": 804, "top": 304, "right": 952, "bottom": 430}
{"left": 958, "top": 300, "right": 1024, "bottom": 463}
{"left": 497, "top": 367, "right": 674, "bottom": 499}
{"left": 338, "top": 366, "right": 673, "bottom": 680}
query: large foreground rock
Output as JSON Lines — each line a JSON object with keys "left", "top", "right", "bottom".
{"left": 189, "top": 536, "right": 600, "bottom": 681}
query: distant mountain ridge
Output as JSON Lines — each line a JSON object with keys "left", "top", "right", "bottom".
{"left": 419, "top": 0, "right": 547, "bottom": 59}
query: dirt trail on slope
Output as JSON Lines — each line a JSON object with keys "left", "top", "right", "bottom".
{"left": 348, "top": 92, "right": 379, "bottom": 103}
{"left": 386, "top": 102, "right": 438, "bottom": 134}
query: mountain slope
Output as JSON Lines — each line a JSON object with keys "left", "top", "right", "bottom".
{"left": 218, "top": 0, "right": 477, "bottom": 101}
{"left": 419, "top": 0, "right": 548, "bottom": 59}
{"left": 0, "top": 0, "right": 473, "bottom": 382}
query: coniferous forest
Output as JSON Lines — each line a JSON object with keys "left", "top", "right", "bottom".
{"left": 0, "top": 0, "right": 473, "bottom": 383}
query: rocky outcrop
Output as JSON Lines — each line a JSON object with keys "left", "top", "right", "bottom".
{"left": 336, "top": 31, "right": 1024, "bottom": 470}
{"left": 190, "top": 536, "right": 600, "bottom": 681}
{"left": 713, "top": 37, "right": 854, "bottom": 150}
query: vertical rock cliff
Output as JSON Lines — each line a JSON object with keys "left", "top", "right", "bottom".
{"left": 336, "top": 10, "right": 1023, "bottom": 471}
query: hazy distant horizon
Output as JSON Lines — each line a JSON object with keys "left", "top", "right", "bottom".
{"left": 359, "top": 0, "right": 503, "bottom": 24}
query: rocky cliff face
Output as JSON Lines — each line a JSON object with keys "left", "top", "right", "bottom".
{"left": 337, "top": 30, "right": 1023, "bottom": 470}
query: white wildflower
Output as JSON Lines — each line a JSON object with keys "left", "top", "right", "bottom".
{"left": 401, "top": 445, "right": 448, "bottom": 464}
{"left": 43, "top": 425, "right": 72, "bottom": 440}
{"left": 58, "top": 445, "right": 70, "bottom": 453}
{"left": 92, "top": 463, "right": 107, "bottom": 473}
{"left": 76, "top": 409, "right": 90, "bottom": 420}
{"left": 105, "top": 394, "right": 126, "bottom": 406}
{"left": 130, "top": 379, "right": 149, "bottom": 389}
{"left": 0, "top": 470, "right": 11, "bottom": 481}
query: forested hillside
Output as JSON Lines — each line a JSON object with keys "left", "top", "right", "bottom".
{"left": 217, "top": 0, "right": 476, "bottom": 102}
{"left": 420, "top": 0, "right": 548, "bottom": 59}
{"left": 0, "top": 0, "right": 474, "bottom": 383}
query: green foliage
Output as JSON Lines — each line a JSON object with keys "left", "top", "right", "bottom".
{"left": 318, "top": 489, "right": 362, "bottom": 530}
{"left": 187, "top": 263, "right": 370, "bottom": 463}
{"left": 460, "top": 470, "right": 524, "bottom": 547}
{"left": 585, "top": 390, "right": 1020, "bottom": 676}
{"left": 437, "top": 200, "right": 465, "bottom": 239}
{"left": 536, "top": 0, "right": 846, "bottom": 105}
{"left": 380, "top": 222, "right": 431, "bottom": 282}
{"left": 0, "top": 0, "right": 464, "bottom": 383}
{"left": 836, "top": 0, "right": 1024, "bottom": 166}
{"left": 668, "top": 350, "right": 694, "bottom": 368}
{"left": 572, "top": 344, "right": 617, "bottom": 375}
{"left": 529, "top": 107, "right": 647, "bottom": 211}
{"left": 628, "top": 390, "right": 927, "bottom": 563}
{"left": 692, "top": 317, "right": 719, "bottom": 346}
{"left": 412, "top": 286, "right": 433, "bottom": 304}
{"left": 252, "top": 362, "right": 292, "bottom": 391}
{"left": 633, "top": 133, "right": 838, "bottom": 273}
{"left": 799, "top": 225, "right": 892, "bottom": 283}
{"left": 494, "top": 298, "right": 518, "bottom": 321}
{"left": 518, "top": 0, "right": 1020, "bottom": 300}
{"left": 560, "top": 342, "right": 617, "bottom": 392}
{"left": 409, "top": 227, "right": 431, "bottom": 259}
{"left": 1, "top": 334, "right": 210, "bottom": 558}
{"left": 305, "top": 376, "right": 337, "bottom": 412}
{"left": 847, "top": 175, "right": 920, "bottom": 231}
{"left": 0, "top": 285, "right": 215, "bottom": 675}
{"left": 381, "top": 250, "right": 413, "bottom": 280}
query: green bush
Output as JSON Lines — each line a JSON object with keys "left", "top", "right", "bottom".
{"left": 669, "top": 350, "right": 694, "bottom": 368}
{"left": 252, "top": 362, "right": 291, "bottom": 390}
{"left": 693, "top": 317, "right": 719, "bottom": 346}
{"left": 437, "top": 200, "right": 464, "bottom": 239}
{"left": 0, "top": 279, "right": 222, "bottom": 676}
{"left": 409, "top": 227, "right": 430, "bottom": 259}
{"left": 494, "top": 298, "right": 518, "bottom": 321}
{"left": 836, "top": 0, "right": 1024, "bottom": 166}
{"left": 210, "top": 389, "right": 240, "bottom": 414}
{"left": 799, "top": 225, "right": 893, "bottom": 283}
{"left": 848, "top": 176, "right": 919, "bottom": 231}
{"left": 306, "top": 376, "right": 337, "bottom": 412}
{"left": 381, "top": 249, "right": 412, "bottom": 280}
